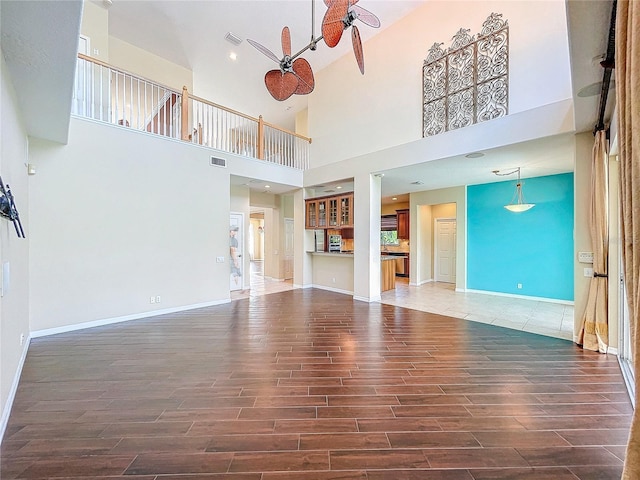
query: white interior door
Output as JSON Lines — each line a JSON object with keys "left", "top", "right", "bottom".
{"left": 284, "top": 218, "right": 294, "bottom": 280}
{"left": 435, "top": 218, "right": 456, "bottom": 283}
{"left": 229, "top": 213, "right": 244, "bottom": 291}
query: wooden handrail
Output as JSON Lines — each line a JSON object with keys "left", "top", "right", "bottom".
{"left": 187, "top": 93, "right": 259, "bottom": 122}
{"left": 261, "top": 119, "right": 312, "bottom": 144}
{"left": 76, "top": 53, "right": 312, "bottom": 166}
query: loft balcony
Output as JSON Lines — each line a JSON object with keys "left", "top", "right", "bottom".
{"left": 72, "top": 54, "right": 311, "bottom": 170}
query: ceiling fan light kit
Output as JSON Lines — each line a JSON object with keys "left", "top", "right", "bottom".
{"left": 248, "top": 0, "right": 380, "bottom": 101}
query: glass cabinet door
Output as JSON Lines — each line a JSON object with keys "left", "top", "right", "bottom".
{"left": 328, "top": 197, "right": 339, "bottom": 227}
{"left": 306, "top": 200, "right": 317, "bottom": 228}
{"left": 340, "top": 195, "right": 353, "bottom": 226}
{"left": 317, "top": 199, "right": 327, "bottom": 228}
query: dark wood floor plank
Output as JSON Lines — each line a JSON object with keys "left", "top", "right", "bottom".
{"left": 0, "top": 289, "right": 632, "bottom": 479}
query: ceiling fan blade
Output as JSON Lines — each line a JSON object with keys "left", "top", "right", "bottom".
{"left": 247, "top": 38, "right": 280, "bottom": 64}
{"left": 265, "top": 69, "right": 298, "bottom": 101}
{"left": 351, "top": 5, "right": 380, "bottom": 28}
{"left": 324, "top": 0, "right": 358, "bottom": 5}
{"left": 292, "top": 58, "right": 314, "bottom": 95}
{"left": 352, "top": 25, "right": 364, "bottom": 74}
{"left": 281, "top": 26, "right": 291, "bottom": 57}
{"left": 322, "top": 0, "right": 348, "bottom": 48}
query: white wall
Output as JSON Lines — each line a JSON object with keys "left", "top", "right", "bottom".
{"left": 109, "top": 37, "right": 193, "bottom": 93}
{"left": 29, "top": 118, "right": 302, "bottom": 334}
{"left": 308, "top": 0, "right": 572, "bottom": 167}
{"left": 312, "top": 255, "right": 354, "bottom": 294}
{"left": 412, "top": 187, "right": 466, "bottom": 291}
{"left": 0, "top": 57, "right": 31, "bottom": 440}
{"left": 80, "top": 0, "right": 109, "bottom": 61}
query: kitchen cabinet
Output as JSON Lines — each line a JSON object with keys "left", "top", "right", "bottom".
{"left": 305, "top": 198, "right": 328, "bottom": 229}
{"left": 306, "top": 193, "right": 354, "bottom": 229}
{"left": 397, "top": 209, "right": 410, "bottom": 239}
{"left": 339, "top": 194, "right": 353, "bottom": 227}
{"left": 306, "top": 200, "right": 318, "bottom": 228}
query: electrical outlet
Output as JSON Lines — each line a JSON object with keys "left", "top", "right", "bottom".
{"left": 584, "top": 268, "right": 594, "bottom": 277}
{"left": 155, "top": 295, "right": 161, "bottom": 303}
{"left": 332, "top": 277, "right": 336, "bottom": 283}
{"left": 20, "top": 333, "right": 24, "bottom": 346}
{"left": 517, "top": 283, "right": 522, "bottom": 289}
{"left": 216, "top": 256, "right": 224, "bottom": 263}
{"left": 150, "top": 296, "right": 156, "bottom": 304}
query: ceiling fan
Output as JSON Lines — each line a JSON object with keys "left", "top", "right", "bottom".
{"left": 321, "top": 0, "right": 380, "bottom": 74}
{"left": 247, "top": 0, "right": 380, "bottom": 101}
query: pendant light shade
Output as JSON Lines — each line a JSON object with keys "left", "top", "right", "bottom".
{"left": 493, "top": 167, "right": 535, "bottom": 213}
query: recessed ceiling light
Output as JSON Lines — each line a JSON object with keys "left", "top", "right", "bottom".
{"left": 264, "top": 185, "right": 270, "bottom": 189}
{"left": 392, "top": 197, "right": 397, "bottom": 201}
{"left": 465, "top": 152, "right": 484, "bottom": 158}
{"left": 229, "top": 52, "right": 237, "bottom": 61}
{"left": 336, "top": 185, "right": 342, "bottom": 189}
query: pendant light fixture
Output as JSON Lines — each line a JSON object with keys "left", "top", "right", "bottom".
{"left": 492, "top": 167, "right": 535, "bottom": 213}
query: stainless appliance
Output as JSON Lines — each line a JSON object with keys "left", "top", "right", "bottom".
{"left": 328, "top": 234, "right": 342, "bottom": 252}
{"left": 314, "top": 230, "right": 325, "bottom": 252}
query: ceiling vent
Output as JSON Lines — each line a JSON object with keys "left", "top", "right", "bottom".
{"left": 225, "top": 32, "right": 243, "bottom": 46}
{"left": 411, "top": 180, "right": 424, "bottom": 185}
{"left": 210, "top": 156, "right": 227, "bottom": 167}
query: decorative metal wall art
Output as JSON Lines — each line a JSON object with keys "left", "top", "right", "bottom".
{"left": 423, "top": 13, "right": 509, "bottom": 137}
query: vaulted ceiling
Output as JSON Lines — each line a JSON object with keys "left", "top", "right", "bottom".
{"left": 1, "top": 0, "right": 616, "bottom": 198}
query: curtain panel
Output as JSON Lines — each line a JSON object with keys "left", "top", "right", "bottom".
{"left": 617, "top": 1, "right": 640, "bottom": 478}
{"left": 578, "top": 130, "right": 609, "bottom": 352}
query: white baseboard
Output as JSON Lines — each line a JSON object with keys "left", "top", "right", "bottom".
{"left": 607, "top": 346, "right": 619, "bottom": 355}
{"left": 354, "top": 294, "right": 382, "bottom": 303}
{"left": 0, "top": 335, "right": 31, "bottom": 445}
{"left": 293, "top": 283, "right": 312, "bottom": 289}
{"left": 31, "top": 299, "right": 231, "bottom": 339}
{"left": 465, "top": 289, "right": 574, "bottom": 305}
{"left": 411, "top": 279, "right": 433, "bottom": 286}
{"left": 311, "top": 284, "right": 353, "bottom": 296}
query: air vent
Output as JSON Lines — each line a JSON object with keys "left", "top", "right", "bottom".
{"left": 210, "top": 156, "right": 227, "bottom": 167}
{"left": 224, "top": 32, "right": 243, "bottom": 46}
{"left": 411, "top": 181, "right": 424, "bottom": 185}
{"left": 324, "top": 189, "right": 335, "bottom": 193}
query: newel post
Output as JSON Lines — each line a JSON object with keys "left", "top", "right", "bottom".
{"left": 181, "top": 86, "right": 190, "bottom": 141}
{"left": 257, "top": 115, "right": 265, "bottom": 160}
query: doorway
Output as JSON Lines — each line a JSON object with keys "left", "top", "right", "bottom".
{"left": 435, "top": 218, "right": 456, "bottom": 283}
{"left": 229, "top": 212, "right": 244, "bottom": 291}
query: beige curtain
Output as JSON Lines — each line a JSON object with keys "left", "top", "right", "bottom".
{"left": 618, "top": 1, "right": 640, "bottom": 479}
{"left": 577, "top": 130, "right": 609, "bottom": 352}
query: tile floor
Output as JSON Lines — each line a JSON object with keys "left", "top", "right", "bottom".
{"left": 239, "top": 262, "right": 574, "bottom": 341}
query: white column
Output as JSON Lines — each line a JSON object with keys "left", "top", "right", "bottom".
{"left": 353, "top": 173, "right": 382, "bottom": 302}
{"left": 294, "top": 188, "right": 313, "bottom": 288}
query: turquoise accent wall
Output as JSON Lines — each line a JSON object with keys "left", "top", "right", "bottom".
{"left": 467, "top": 173, "right": 574, "bottom": 301}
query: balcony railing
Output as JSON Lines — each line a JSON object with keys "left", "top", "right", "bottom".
{"left": 72, "top": 54, "right": 311, "bottom": 170}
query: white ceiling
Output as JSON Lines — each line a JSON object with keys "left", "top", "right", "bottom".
{"left": 1, "top": 0, "right": 615, "bottom": 201}
{"left": 106, "top": 0, "right": 427, "bottom": 130}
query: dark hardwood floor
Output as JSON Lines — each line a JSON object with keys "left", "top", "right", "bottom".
{"left": 1, "top": 289, "right": 632, "bottom": 479}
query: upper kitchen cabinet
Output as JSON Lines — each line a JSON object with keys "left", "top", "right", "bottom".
{"left": 396, "top": 209, "right": 410, "bottom": 239}
{"left": 305, "top": 193, "right": 353, "bottom": 229}
{"left": 305, "top": 198, "right": 328, "bottom": 229}
{"left": 339, "top": 194, "right": 354, "bottom": 227}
